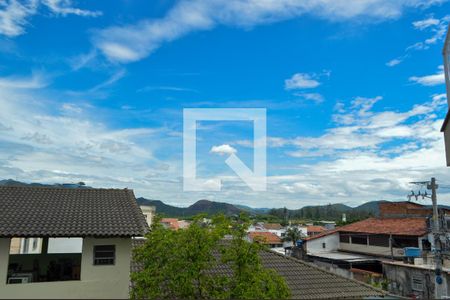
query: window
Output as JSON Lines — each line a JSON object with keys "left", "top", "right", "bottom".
{"left": 412, "top": 275, "right": 424, "bottom": 291}
{"left": 369, "top": 234, "right": 389, "bottom": 247}
{"left": 393, "top": 236, "right": 418, "bottom": 248}
{"left": 340, "top": 234, "right": 349, "bottom": 243}
{"left": 351, "top": 235, "right": 368, "bottom": 245}
{"left": 322, "top": 243, "right": 326, "bottom": 249}
{"left": 32, "top": 238, "right": 38, "bottom": 251}
{"left": 93, "top": 245, "right": 115, "bottom": 265}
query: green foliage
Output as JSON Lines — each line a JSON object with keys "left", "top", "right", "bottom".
{"left": 131, "top": 214, "right": 291, "bottom": 299}
{"left": 283, "top": 227, "right": 304, "bottom": 246}
{"left": 220, "top": 214, "right": 290, "bottom": 299}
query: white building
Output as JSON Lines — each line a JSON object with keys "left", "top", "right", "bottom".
{"left": 0, "top": 186, "right": 148, "bottom": 299}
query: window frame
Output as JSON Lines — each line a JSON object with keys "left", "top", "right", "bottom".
{"left": 411, "top": 274, "right": 424, "bottom": 292}
{"left": 93, "top": 245, "right": 116, "bottom": 266}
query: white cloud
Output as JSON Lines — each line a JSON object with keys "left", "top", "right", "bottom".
{"left": 285, "top": 73, "right": 320, "bottom": 89}
{"left": 295, "top": 92, "right": 324, "bottom": 104}
{"left": 0, "top": 0, "right": 37, "bottom": 37}
{"left": 0, "top": 72, "right": 48, "bottom": 89}
{"left": 93, "top": 0, "right": 445, "bottom": 63}
{"left": 386, "top": 58, "right": 403, "bottom": 67}
{"left": 210, "top": 144, "right": 237, "bottom": 156}
{"left": 387, "top": 14, "right": 450, "bottom": 67}
{"left": 409, "top": 65, "right": 445, "bottom": 86}
{"left": 42, "top": 0, "right": 102, "bottom": 17}
{"left": 0, "top": 0, "right": 101, "bottom": 37}
{"left": 413, "top": 17, "right": 440, "bottom": 30}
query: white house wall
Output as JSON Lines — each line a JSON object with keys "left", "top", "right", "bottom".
{"left": 306, "top": 233, "right": 340, "bottom": 253}
{"left": 0, "top": 237, "right": 133, "bottom": 299}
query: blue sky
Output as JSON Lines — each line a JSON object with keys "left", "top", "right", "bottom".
{"left": 1, "top": 0, "right": 450, "bottom": 208}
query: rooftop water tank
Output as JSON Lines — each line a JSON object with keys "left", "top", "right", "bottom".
{"left": 404, "top": 247, "right": 421, "bottom": 257}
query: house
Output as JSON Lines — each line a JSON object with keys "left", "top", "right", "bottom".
{"left": 247, "top": 232, "right": 283, "bottom": 248}
{"left": 301, "top": 213, "right": 431, "bottom": 285}
{"left": 160, "top": 218, "right": 180, "bottom": 230}
{"left": 380, "top": 201, "right": 450, "bottom": 218}
{"left": 262, "top": 223, "right": 286, "bottom": 237}
{"left": 0, "top": 186, "right": 148, "bottom": 299}
{"left": 139, "top": 205, "right": 155, "bottom": 227}
{"left": 383, "top": 257, "right": 450, "bottom": 299}
{"left": 130, "top": 239, "right": 387, "bottom": 299}
{"left": 318, "top": 221, "right": 336, "bottom": 230}
{"left": 442, "top": 24, "right": 450, "bottom": 165}
{"left": 306, "top": 225, "right": 326, "bottom": 237}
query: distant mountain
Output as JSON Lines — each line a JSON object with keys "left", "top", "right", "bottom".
{"left": 352, "top": 200, "right": 388, "bottom": 217}
{"left": 269, "top": 203, "right": 352, "bottom": 221}
{"left": 234, "top": 204, "right": 271, "bottom": 214}
{"left": 137, "top": 198, "right": 242, "bottom": 217}
{"left": 0, "top": 179, "right": 422, "bottom": 221}
{"left": 0, "top": 179, "right": 91, "bottom": 189}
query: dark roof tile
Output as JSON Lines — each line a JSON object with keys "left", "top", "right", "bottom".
{"left": 0, "top": 186, "right": 148, "bottom": 237}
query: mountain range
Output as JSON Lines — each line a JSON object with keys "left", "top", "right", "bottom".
{"left": 0, "top": 179, "right": 394, "bottom": 220}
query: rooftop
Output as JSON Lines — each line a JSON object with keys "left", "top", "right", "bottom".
{"left": 307, "top": 225, "right": 327, "bottom": 232}
{"left": 307, "top": 251, "right": 380, "bottom": 263}
{"left": 263, "top": 223, "right": 284, "bottom": 230}
{"left": 161, "top": 218, "right": 180, "bottom": 230}
{"left": 248, "top": 231, "right": 282, "bottom": 244}
{"left": 0, "top": 186, "right": 148, "bottom": 237}
{"left": 338, "top": 217, "right": 427, "bottom": 236}
{"left": 131, "top": 239, "right": 386, "bottom": 299}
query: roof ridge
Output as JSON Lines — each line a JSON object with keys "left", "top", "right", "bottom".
{"left": 0, "top": 185, "right": 132, "bottom": 191}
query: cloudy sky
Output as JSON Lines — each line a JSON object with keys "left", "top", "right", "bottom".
{"left": 1, "top": 0, "right": 450, "bottom": 208}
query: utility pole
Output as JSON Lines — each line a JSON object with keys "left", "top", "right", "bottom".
{"left": 409, "top": 177, "right": 445, "bottom": 298}
{"left": 429, "top": 178, "right": 444, "bottom": 299}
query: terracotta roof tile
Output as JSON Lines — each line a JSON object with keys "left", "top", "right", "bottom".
{"left": 248, "top": 231, "right": 282, "bottom": 244}
{"left": 307, "top": 225, "right": 326, "bottom": 232}
{"left": 161, "top": 218, "right": 180, "bottom": 230}
{"left": 263, "top": 223, "right": 284, "bottom": 230}
{"left": 338, "top": 217, "right": 427, "bottom": 236}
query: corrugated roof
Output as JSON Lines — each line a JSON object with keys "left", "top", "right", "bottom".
{"left": 130, "top": 239, "right": 386, "bottom": 299}
{"left": 338, "top": 217, "right": 427, "bottom": 236}
{"left": 0, "top": 186, "right": 148, "bottom": 237}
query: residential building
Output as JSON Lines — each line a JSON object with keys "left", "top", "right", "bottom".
{"left": 262, "top": 223, "right": 286, "bottom": 237}
{"left": 306, "top": 225, "right": 327, "bottom": 237}
{"left": 301, "top": 212, "right": 431, "bottom": 285}
{"left": 318, "top": 221, "right": 336, "bottom": 230}
{"left": 383, "top": 258, "right": 450, "bottom": 299}
{"left": 247, "top": 231, "right": 283, "bottom": 248}
{"left": 441, "top": 23, "right": 450, "bottom": 166}
{"left": 160, "top": 218, "right": 180, "bottom": 230}
{"left": 0, "top": 186, "right": 148, "bottom": 299}
{"left": 139, "top": 205, "right": 156, "bottom": 227}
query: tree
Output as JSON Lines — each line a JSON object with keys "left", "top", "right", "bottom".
{"left": 220, "top": 214, "right": 290, "bottom": 299}
{"left": 131, "top": 214, "right": 290, "bottom": 299}
{"left": 283, "top": 227, "right": 303, "bottom": 247}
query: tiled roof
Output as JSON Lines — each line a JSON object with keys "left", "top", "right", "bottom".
{"left": 248, "top": 231, "right": 282, "bottom": 244}
{"left": 338, "top": 217, "right": 427, "bottom": 236}
{"left": 263, "top": 223, "right": 284, "bottom": 230}
{"left": 305, "top": 229, "right": 338, "bottom": 241}
{"left": 161, "top": 218, "right": 179, "bottom": 230}
{"left": 307, "top": 225, "right": 326, "bottom": 232}
{"left": 130, "top": 239, "right": 386, "bottom": 299}
{"left": 0, "top": 186, "right": 148, "bottom": 237}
